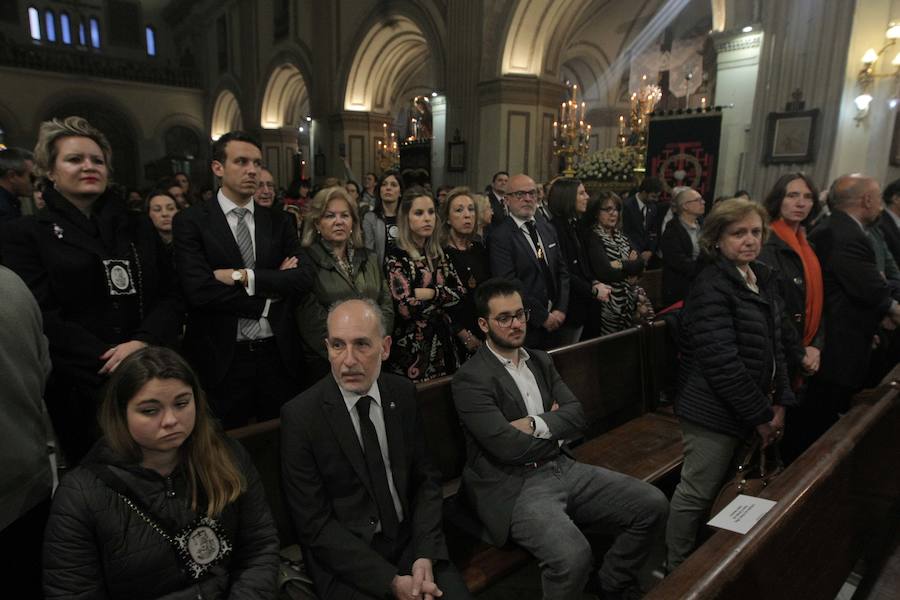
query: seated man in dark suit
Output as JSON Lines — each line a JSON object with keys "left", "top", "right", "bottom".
{"left": 280, "top": 298, "right": 470, "bottom": 599}
{"left": 488, "top": 173, "right": 571, "bottom": 349}
{"left": 806, "top": 174, "right": 900, "bottom": 445}
{"left": 173, "top": 131, "right": 312, "bottom": 428}
{"left": 622, "top": 176, "right": 665, "bottom": 267}
{"left": 452, "top": 278, "right": 668, "bottom": 600}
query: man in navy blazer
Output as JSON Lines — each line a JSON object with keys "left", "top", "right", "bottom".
{"left": 173, "top": 131, "right": 312, "bottom": 428}
{"left": 281, "top": 299, "right": 470, "bottom": 599}
{"left": 452, "top": 279, "right": 667, "bottom": 599}
{"left": 622, "top": 176, "right": 664, "bottom": 266}
{"left": 488, "top": 173, "right": 571, "bottom": 349}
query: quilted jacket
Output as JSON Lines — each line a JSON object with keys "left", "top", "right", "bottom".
{"left": 675, "top": 255, "right": 796, "bottom": 438}
{"left": 43, "top": 438, "right": 279, "bottom": 599}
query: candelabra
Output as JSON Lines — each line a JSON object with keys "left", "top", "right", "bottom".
{"left": 616, "top": 75, "right": 662, "bottom": 183}
{"left": 376, "top": 123, "right": 400, "bottom": 172}
{"left": 553, "top": 84, "right": 592, "bottom": 177}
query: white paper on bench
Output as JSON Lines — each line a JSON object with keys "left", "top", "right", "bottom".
{"left": 706, "top": 494, "right": 777, "bottom": 534}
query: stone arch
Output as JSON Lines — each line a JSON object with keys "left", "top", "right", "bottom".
{"left": 260, "top": 62, "right": 310, "bottom": 128}
{"left": 500, "top": 0, "right": 595, "bottom": 77}
{"left": 343, "top": 5, "right": 444, "bottom": 113}
{"left": 211, "top": 89, "right": 243, "bottom": 140}
{"left": 39, "top": 95, "right": 142, "bottom": 188}
{"left": 561, "top": 41, "right": 615, "bottom": 104}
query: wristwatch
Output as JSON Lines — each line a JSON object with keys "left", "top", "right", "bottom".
{"left": 231, "top": 269, "right": 245, "bottom": 287}
{"left": 527, "top": 416, "right": 536, "bottom": 433}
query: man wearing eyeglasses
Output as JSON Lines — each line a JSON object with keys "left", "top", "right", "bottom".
{"left": 452, "top": 278, "right": 667, "bottom": 600}
{"left": 0, "top": 147, "right": 35, "bottom": 223}
{"left": 489, "top": 173, "right": 571, "bottom": 349}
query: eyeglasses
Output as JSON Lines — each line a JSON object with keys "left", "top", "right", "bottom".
{"left": 491, "top": 308, "right": 530, "bottom": 328}
{"left": 506, "top": 189, "right": 537, "bottom": 200}
{"left": 599, "top": 206, "right": 620, "bottom": 213}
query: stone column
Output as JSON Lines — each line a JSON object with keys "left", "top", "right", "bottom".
{"left": 430, "top": 95, "right": 447, "bottom": 186}
{"left": 712, "top": 30, "right": 763, "bottom": 197}
{"left": 476, "top": 75, "right": 567, "bottom": 186}
{"left": 741, "top": 0, "right": 855, "bottom": 197}
{"left": 444, "top": 0, "right": 483, "bottom": 187}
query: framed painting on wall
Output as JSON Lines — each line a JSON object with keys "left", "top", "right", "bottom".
{"left": 763, "top": 109, "right": 819, "bottom": 164}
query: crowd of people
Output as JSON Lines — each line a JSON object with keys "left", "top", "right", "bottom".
{"left": 1, "top": 116, "right": 898, "bottom": 599}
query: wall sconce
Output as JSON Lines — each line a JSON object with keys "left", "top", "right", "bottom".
{"left": 854, "top": 22, "right": 900, "bottom": 123}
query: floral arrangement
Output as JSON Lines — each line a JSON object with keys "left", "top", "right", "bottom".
{"left": 575, "top": 147, "right": 639, "bottom": 182}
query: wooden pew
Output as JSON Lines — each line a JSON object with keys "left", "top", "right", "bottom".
{"left": 644, "top": 366, "right": 900, "bottom": 600}
{"left": 418, "top": 322, "right": 683, "bottom": 593}
{"left": 230, "top": 321, "right": 683, "bottom": 595}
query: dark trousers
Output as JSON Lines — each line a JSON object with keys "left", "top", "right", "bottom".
{"left": 309, "top": 530, "right": 471, "bottom": 600}
{"left": 0, "top": 496, "right": 51, "bottom": 599}
{"left": 209, "top": 338, "right": 300, "bottom": 429}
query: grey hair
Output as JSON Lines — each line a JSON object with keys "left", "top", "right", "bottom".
{"left": 0, "top": 147, "right": 34, "bottom": 177}
{"left": 671, "top": 188, "right": 696, "bottom": 215}
{"left": 327, "top": 297, "right": 387, "bottom": 337}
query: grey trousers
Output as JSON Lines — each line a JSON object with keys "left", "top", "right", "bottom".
{"left": 664, "top": 420, "right": 745, "bottom": 570}
{"left": 508, "top": 455, "right": 668, "bottom": 599}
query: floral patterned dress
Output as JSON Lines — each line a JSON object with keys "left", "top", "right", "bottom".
{"left": 385, "top": 245, "right": 465, "bottom": 381}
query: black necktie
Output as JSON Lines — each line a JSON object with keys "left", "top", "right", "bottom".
{"left": 524, "top": 220, "right": 557, "bottom": 301}
{"left": 355, "top": 396, "right": 400, "bottom": 538}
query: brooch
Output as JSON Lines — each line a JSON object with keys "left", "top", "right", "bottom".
{"left": 52, "top": 224, "right": 64, "bottom": 240}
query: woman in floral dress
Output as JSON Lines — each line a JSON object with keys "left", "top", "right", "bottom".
{"left": 385, "top": 187, "right": 465, "bottom": 381}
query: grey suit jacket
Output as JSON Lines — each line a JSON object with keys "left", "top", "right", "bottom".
{"left": 451, "top": 344, "right": 585, "bottom": 545}
{"left": 362, "top": 211, "right": 387, "bottom": 267}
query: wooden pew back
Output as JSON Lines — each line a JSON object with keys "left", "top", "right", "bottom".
{"left": 645, "top": 370, "right": 900, "bottom": 600}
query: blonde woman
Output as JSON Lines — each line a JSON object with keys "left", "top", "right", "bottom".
{"left": 385, "top": 186, "right": 465, "bottom": 381}
{"left": 296, "top": 187, "right": 393, "bottom": 380}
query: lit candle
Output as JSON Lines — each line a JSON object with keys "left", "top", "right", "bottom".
{"left": 553, "top": 120, "right": 558, "bottom": 140}
{"left": 701, "top": 97, "right": 707, "bottom": 109}
{"left": 619, "top": 115, "right": 625, "bottom": 135}
{"left": 581, "top": 101, "right": 586, "bottom": 122}
{"left": 573, "top": 84, "right": 578, "bottom": 104}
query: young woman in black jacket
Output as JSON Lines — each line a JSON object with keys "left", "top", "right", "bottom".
{"left": 665, "top": 199, "right": 796, "bottom": 571}
{"left": 43, "top": 347, "right": 279, "bottom": 599}
{"left": 547, "top": 178, "right": 611, "bottom": 342}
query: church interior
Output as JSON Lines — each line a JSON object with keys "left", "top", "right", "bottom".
{"left": 3, "top": 1, "right": 900, "bottom": 599}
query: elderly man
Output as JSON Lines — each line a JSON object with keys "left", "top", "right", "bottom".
{"left": 489, "top": 173, "right": 571, "bottom": 349}
{"left": 280, "top": 298, "right": 470, "bottom": 600}
{"left": 659, "top": 188, "right": 704, "bottom": 305}
{"left": 805, "top": 174, "right": 900, "bottom": 447}
{"left": 0, "top": 146, "right": 34, "bottom": 222}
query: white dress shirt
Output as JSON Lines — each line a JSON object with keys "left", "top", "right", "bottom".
{"left": 217, "top": 189, "right": 273, "bottom": 339}
{"left": 510, "top": 214, "right": 546, "bottom": 259}
{"left": 486, "top": 342, "right": 552, "bottom": 439}
{"left": 337, "top": 381, "right": 405, "bottom": 525}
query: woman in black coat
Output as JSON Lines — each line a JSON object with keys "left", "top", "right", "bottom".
{"left": 1, "top": 117, "right": 182, "bottom": 465}
{"left": 547, "top": 178, "right": 611, "bottom": 342}
{"left": 665, "top": 198, "right": 796, "bottom": 570}
{"left": 659, "top": 188, "right": 705, "bottom": 306}
{"left": 43, "top": 347, "right": 279, "bottom": 599}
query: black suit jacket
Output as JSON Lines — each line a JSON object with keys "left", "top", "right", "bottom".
{"left": 2, "top": 187, "right": 181, "bottom": 387}
{"left": 550, "top": 217, "right": 594, "bottom": 328}
{"left": 488, "top": 216, "right": 571, "bottom": 331}
{"left": 280, "top": 373, "right": 447, "bottom": 597}
{"left": 809, "top": 210, "right": 894, "bottom": 388}
{"left": 659, "top": 218, "right": 699, "bottom": 306}
{"left": 451, "top": 345, "right": 585, "bottom": 546}
{"left": 878, "top": 211, "right": 900, "bottom": 267}
{"left": 172, "top": 196, "right": 312, "bottom": 385}
{"left": 622, "top": 195, "right": 660, "bottom": 254}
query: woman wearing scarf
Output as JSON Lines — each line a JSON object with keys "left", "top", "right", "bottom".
{"left": 759, "top": 172, "right": 824, "bottom": 462}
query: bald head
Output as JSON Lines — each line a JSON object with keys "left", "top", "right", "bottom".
{"left": 505, "top": 174, "right": 537, "bottom": 219}
{"left": 326, "top": 298, "right": 390, "bottom": 394}
{"left": 830, "top": 174, "right": 882, "bottom": 224}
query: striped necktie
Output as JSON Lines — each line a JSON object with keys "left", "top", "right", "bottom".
{"left": 232, "top": 208, "right": 261, "bottom": 339}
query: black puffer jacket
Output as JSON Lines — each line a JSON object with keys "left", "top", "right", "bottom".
{"left": 43, "top": 439, "right": 279, "bottom": 599}
{"left": 675, "top": 255, "right": 796, "bottom": 438}
{"left": 758, "top": 234, "right": 825, "bottom": 373}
